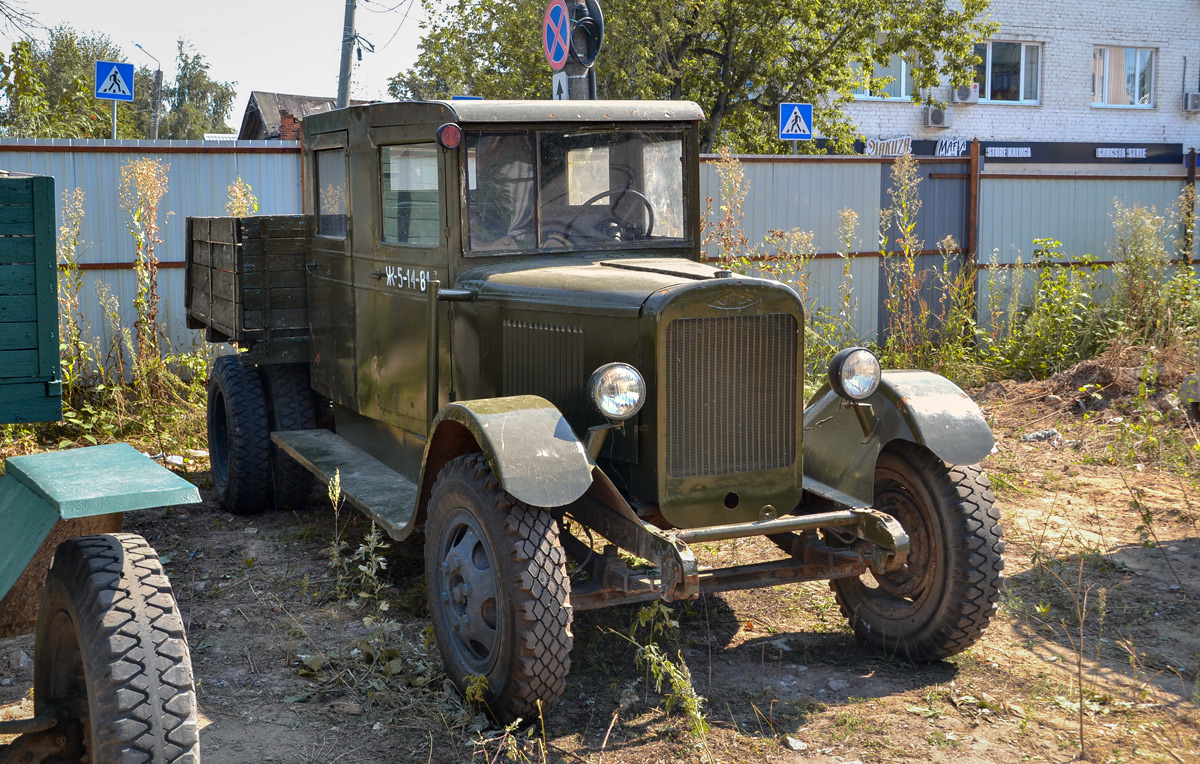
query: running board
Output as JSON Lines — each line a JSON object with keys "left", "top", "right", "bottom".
{"left": 270, "top": 429, "right": 418, "bottom": 541}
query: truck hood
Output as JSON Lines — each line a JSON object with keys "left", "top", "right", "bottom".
{"left": 455, "top": 255, "right": 729, "bottom": 313}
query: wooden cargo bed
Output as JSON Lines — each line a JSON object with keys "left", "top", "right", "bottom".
{"left": 186, "top": 215, "right": 312, "bottom": 363}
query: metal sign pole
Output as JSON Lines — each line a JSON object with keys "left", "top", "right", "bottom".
{"left": 111, "top": 102, "right": 117, "bottom": 140}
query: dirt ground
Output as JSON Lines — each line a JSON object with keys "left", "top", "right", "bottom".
{"left": 2, "top": 361, "right": 1198, "bottom": 763}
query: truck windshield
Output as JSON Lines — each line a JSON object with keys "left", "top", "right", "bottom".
{"left": 465, "top": 129, "right": 687, "bottom": 253}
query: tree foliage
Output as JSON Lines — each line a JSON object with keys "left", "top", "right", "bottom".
{"left": 391, "top": 0, "right": 996, "bottom": 152}
{"left": 0, "top": 29, "right": 237, "bottom": 139}
{"left": 158, "top": 40, "right": 237, "bottom": 140}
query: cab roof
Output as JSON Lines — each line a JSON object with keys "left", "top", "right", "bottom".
{"left": 304, "top": 99, "right": 704, "bottom": 134}
{"left": 433, "top": 99, "right": 704, "bottom": 124}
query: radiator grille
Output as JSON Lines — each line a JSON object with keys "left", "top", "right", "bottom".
{"left": 665, "top": 314, "right": 798, "bottom": 478}
{"left": 503, "top": 320, "right": 586, "bottom": 418}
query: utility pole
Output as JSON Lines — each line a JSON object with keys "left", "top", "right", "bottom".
{"left": 135, "top": 44, "right": 163, "bottom": 139}
{"left": 336, "top": 0, "right": 356, "bottom": 108}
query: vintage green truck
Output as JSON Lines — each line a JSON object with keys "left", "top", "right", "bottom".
{"left": 187, "top": 100, "right": 1005, "bottom": 723}
{"left": 1, "top": 173, "right": 201, "bottom": 764}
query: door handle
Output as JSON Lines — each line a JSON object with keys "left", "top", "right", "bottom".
{"left": 370, "top": 270, "right": 385, "bottom": 281}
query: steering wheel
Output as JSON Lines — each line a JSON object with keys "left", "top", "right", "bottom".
{"left": 563, "top": 188, "right": 655, "bottom": 241}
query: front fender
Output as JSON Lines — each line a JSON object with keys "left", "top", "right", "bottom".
{"left": 419, "top": 395, "right": 592, "bottom": 509}
{"left": 802, "top": 371, "right": 993, "bottom": 508}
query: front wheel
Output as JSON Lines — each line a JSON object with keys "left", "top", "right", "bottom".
{"left": 424, "top": 454, "right": 573, "bottom": 723}
{"left": 34, "top": 534, "right": 200, "bottom": 763}
{"left": 831, "top": 442, "right": 1005, "bottom": 661}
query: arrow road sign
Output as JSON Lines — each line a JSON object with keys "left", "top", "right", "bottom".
{"left": 552, "top": 71, "right": 569, "bottom": 100}
{"left": 95, "top": 60, "right": 134, "bottom": 102}
{"left": 543, "top": 0, "right": 570, "bottom": 71}
{"left": 778, "top": 102, "right": 813, "bottom": 141}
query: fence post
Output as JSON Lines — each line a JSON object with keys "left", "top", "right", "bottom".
{"left": 967, "top": 138, "right": 982, "bottom": 320}
{"left": 1188, "top": 148, "right": 1197, "bottom": 257}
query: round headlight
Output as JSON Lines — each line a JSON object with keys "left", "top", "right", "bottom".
{"left": 588, "top": 363, "right": 646, "bottom": 421}
{"left": 828, "top": 347, "right": 881, "bottom": 401}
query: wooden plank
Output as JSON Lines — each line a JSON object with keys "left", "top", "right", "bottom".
{"left": 0, "top": 178, "right": 33, "bottom": 205}
{"left": 211, "top": 271, "right": 236, "bottom": 302}
{"left": 242, "top": 308, "right": 308, "bottom": 331}
{"left": 0, "top": 349, "right": 38, "bottom": 377}
{"left": 264, "top": 237, "right": 310, "bottom": 256}
{"left": 0, "top": 223, "right": 32, "bottom": 237}
{"left": 212, "top": 243, "right": 237, "bottom": 272}
{"left": 241, "top": 216, "right": 310, "bottom": 238}
{"left": 188, "top": 235, "right": 210, "bottom": 267}
{"left": 0, "top": 237, "right": 34, "bottom": 264}
{"left": 0, "top": 203, "right": 32, "bottom": 225}
{"left": 191, "top": 217, "right": 211, "bottom": 241}
{"left": 0, "top": 294, "right": 36, "bottom": 322}
{"left": 242, "top": 287, "right": 306, "bottom": 311}
{"left": 209, "top": 296, "right": 238, "bottom": 334}
{"left": 0, "top": 383, "right": 60, "bottom": 423}
{"left": 210, "top": 218, "right": 236, "bottom": 244}
{"left": 184, "top": 217, "right": 194, "bottom": 314}
{"left": 0, "top": 322, "right": 37, "bottom": 350}
{"left": 32, "top": 175, "right": 58, "bottom": 379}
{"left": 0, "top": 264, "right": 35, "bottom": 295}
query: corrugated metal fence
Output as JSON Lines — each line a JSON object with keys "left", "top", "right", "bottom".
{"left": 0, "top": 139, "right": 301, "bottom": 351}
{"left": 2, "top": 139, "right": 1195, "bottom": 350}
{"left": 707, "top": 148, "right": 1197, "bottom": 340}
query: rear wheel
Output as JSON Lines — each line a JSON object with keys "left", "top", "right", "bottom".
{"left": 831, "top": 442, "right": 1005, "bottom": 661}
{"left": 260, "top": 364, "right": 317, "bottom": 511}
{"left": 207, "top": 354, "right": 270, "bottom": 515}
{"left": 425, "top": 454, "right": 573, "bottom": 723}
{"left": 34, "top": 534, "right": 199, "bottom": 764}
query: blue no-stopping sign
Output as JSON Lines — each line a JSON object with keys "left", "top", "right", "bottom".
{"left": 543, "top": 0, "right": 570, "bottom": 71}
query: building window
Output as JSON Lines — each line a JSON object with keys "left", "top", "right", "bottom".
{"left": 852, "top": 54, "right": 917, "bottom": 99}
{"left": 973, "top": 42, "right": 1040, "bottom": 103}
{"left": 1093, "top": 47, "right": 1154, "bottom": 107}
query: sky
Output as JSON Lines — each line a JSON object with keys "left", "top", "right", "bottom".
{"left": 2, "top": 0, "right": 430, "bottom": 131}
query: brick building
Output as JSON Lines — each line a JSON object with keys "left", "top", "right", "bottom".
{"left": 841, "top": 0, "right": 1200, "bottom": 159}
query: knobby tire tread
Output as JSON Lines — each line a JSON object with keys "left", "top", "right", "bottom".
{"left": 261, "top": 364, "right": 317, "bottom": 511}
{"left": 36, "top": 533, "right": 200, "bottom": 764}
{"left": 428, "top": 454, "right": 573, "bottom": 723}
{"left": 208, "top": 355, "right": 270, "bottom": 515}
{"left": 832, "top": 442, "right": 1005, "bottom": 662}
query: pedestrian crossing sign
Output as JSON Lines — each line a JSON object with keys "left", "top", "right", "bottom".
{"left": 778, "top": 102, "right": 813, "bottom": 141}
{"left": 95, "top": 61, "right": 134, "bottom": 102}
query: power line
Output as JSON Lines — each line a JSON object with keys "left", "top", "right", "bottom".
{"left": 378, "top": 0, "right": 419, "bottom": 51}
{"left": 360, "top": 0, "right": 409, "bottom": 13}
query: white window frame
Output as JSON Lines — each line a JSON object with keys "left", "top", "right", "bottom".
{"left": 851, "top": 54, "right": 917, "bottom": 100}
{"left": 1092, "top": 46, "right": 1155, "bottom": 108}
{"left": 974, "top": 41, "right": 1041, "bottom": 104}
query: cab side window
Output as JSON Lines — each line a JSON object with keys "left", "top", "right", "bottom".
{"left": 316, "top": 149, "right": 348, "bottom": 239}
{"left": 381, "top": 144, "right": 440, "bottom": 247}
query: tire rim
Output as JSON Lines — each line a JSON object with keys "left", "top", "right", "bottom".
{"left": 209, "top": 388, "right": 230, "bottom": 492}
{"left": 434, "top": 507, "right": 502, "bottom": 675}
{"left": 853, "top": 473, "right": 940, "bottom": 619}
{"left": 38, "top": 608, "right": 89, "bottom": 761}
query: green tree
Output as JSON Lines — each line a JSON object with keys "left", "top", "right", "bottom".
{"left": 158, "top": 40, "right": 236, "bottom": 139}
{"left": 392, "top": 0, "right": 995, "bottom": 152}
{"left": 0, "top": 39, "right": 95, "bottom": 138}
{"left": 0, "top": 30, "right": 236, "bottom": 139}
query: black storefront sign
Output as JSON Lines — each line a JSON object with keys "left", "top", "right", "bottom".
{"left": 818, "top": 139, "right": 1184, "bottom": 164}
{"left": 914, "top": 140, "right": 1183, "bottom": 164}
